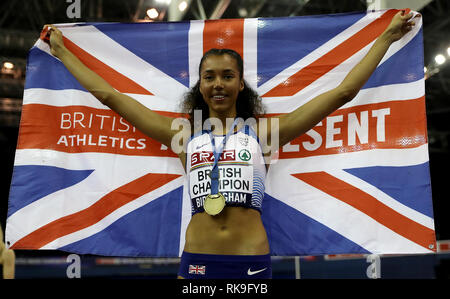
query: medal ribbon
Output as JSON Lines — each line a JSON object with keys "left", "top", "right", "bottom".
{"left": 208, "top": 118, "right": 239, "bottom": 195}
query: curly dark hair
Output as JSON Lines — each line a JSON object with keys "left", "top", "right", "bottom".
{"left": 182, "top": 48, "right": 265, "bottom": 129}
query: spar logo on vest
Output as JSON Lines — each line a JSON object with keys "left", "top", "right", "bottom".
{"left": 190, "top": 150, "right": 235, "bottom": 167}
{"left": 238, "top": 149, "right": 251, "bottom": 161}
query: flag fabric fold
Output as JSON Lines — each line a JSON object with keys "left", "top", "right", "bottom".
{"left": 6, "top": 9, "right": 436, "bottom": 257}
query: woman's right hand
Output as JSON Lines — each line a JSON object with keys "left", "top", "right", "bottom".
{"left": 42, "top": 25, "right": 66, "bottom": 58}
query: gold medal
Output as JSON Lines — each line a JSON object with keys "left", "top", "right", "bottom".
{"left": 204, "top": 193, "right": 226, "bottom": 216}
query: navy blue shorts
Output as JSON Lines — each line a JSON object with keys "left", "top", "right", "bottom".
{"left": 178, "top": 251, "right": 272, "bottom": 279}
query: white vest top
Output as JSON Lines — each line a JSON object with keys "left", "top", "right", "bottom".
{"left": 186, "top": 125, "right": 266, "bottom": 215}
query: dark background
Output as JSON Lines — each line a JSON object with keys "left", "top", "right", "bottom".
{"left": 1, "top": 0, "right": 449, "bottom": 257}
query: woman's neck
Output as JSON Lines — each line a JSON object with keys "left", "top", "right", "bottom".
{"left": 208, "top": 110, "right": 237, "bottom": 135}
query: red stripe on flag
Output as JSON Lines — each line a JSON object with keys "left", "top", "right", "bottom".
{"left": 62, "top": 36, "right": 154, "bottom": 96}
{"left": 293, "top": 171, "right": 436, "bottom": 252}
{"left": 203, "top": 19, "right": 245, "bottom": 59}
{"left": 276, "top": 97, "right": 427, "bottom": 159}
{"left": 11, "top": 173, "right": 182, "bottom": 249}
{"left": 262, "top": 9, "right": 399, "bottom": 97}
{"left": 17, "top": 104, "right": 183, "bottom": 157}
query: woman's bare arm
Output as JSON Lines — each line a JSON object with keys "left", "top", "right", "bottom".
{"left": 45, "top": 25, "right": 180, "bottom": 148}
{"left": 2, "top": 249, "right": 15, "bottom": 279}
{"left": 267, "top": 10, "right": 419, "bottom": 148}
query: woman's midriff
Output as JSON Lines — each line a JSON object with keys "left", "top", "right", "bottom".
{"left": 183, "top": 206, "right": 270, "bottom": 255}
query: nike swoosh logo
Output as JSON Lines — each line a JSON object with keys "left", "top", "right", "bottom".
{"left": 247, "top": 268, "right": 267, "bottom": 276}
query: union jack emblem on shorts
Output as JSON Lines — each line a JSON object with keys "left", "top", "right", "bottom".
{"left": 189, "top": 265, "right": 206, "bottom": 275}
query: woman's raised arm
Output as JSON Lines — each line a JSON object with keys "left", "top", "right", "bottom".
{"left": 44, "top": 25, "right": 180, "bottom": 148}
{"left": 272, "top": 10, "right": 420, "bottom": 148}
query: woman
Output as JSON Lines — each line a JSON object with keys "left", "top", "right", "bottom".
{"left": 44, "top": 10, "right": 418, "bottom": 279}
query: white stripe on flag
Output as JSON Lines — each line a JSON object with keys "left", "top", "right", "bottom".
{"left": 60, "top": 25, "right": 188, "bottom": 101}
{"left": 258, "top": 11, "right": 422, "bottom": 105}
{"left": 243, "top": 18, "right": 258, "bottom": 91}
{"left": 257, "top": 12, "right": 383, "bottom": 96}
{"left": 23, "top": 88, "right": 183, "bottom": 112}
{"left": 23, "top": 88, "right": 106, "bottom": 108}
{"left": 188, "top": 20, "right": 205, "bottom": 88}
{"left": 342, "top": 79, "right": 424, "bottom": 108}
{"left": 8, "top": 150, "right": 183, "bottom": 247}
{"left": 266, "top": 144, "right": 430, "bottom": 175}
{"left": 262, "top": 79, "right": 424, "bottom": 114}
{"left": 179, "top": 176, "right": 192, "bottom": 256}
{"left": 266, "top": 165, "right": 432, "bottom": 254}
{"left": 326, "top": 169, "right": 434, "bottom": 230}
{"left": 41, "top": 175, "right": 184, "bottom": 250}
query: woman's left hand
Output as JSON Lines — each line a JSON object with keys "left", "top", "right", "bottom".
{"left": 383, "top": 10, "right": 421, "bottom": 43}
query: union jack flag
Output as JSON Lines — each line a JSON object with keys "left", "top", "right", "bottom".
{"left": 5, "top": 9, "right": 436, "bottom": 257}
{"left": 189, "top": 265, "right": 206, "bottom": 275}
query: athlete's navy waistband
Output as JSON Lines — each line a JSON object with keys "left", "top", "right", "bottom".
{"left": 178, "top": 251, "right": 272, "bottom": 279}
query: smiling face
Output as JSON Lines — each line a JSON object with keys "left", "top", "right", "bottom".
{"left": 199, "top": 54, "right": 244, "bottom": 120}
